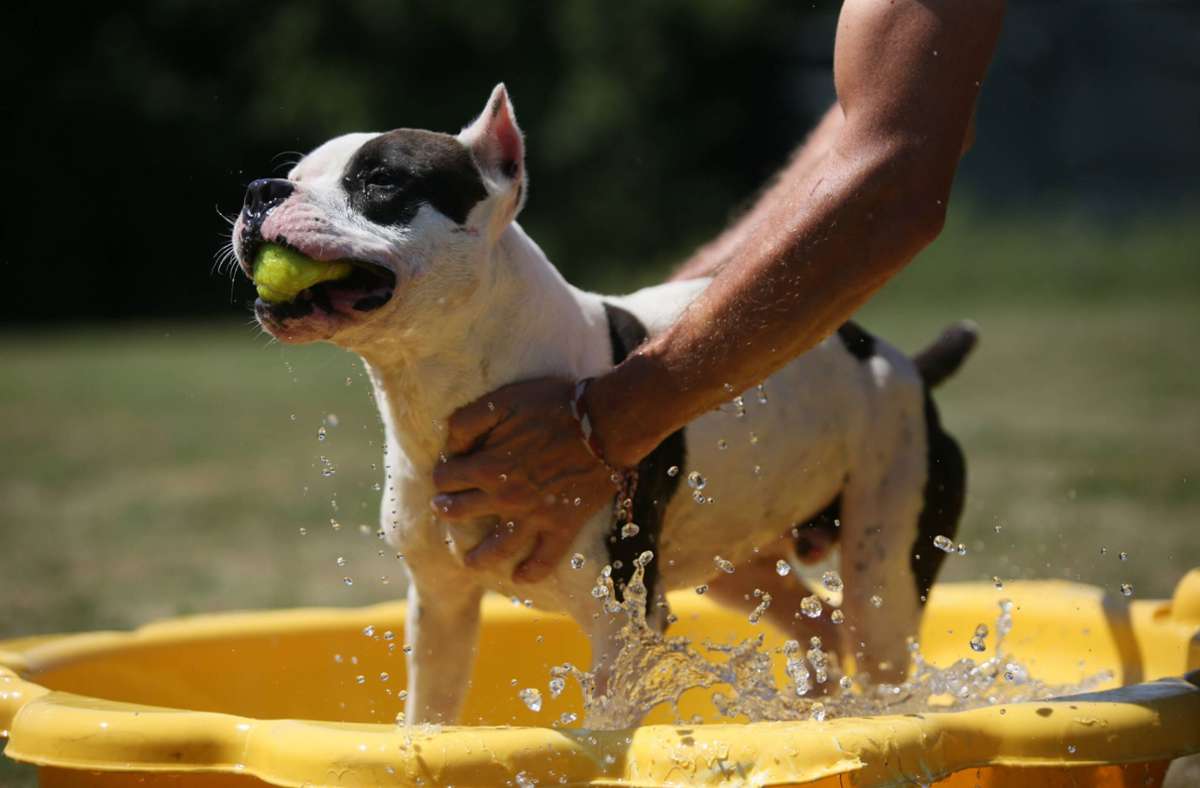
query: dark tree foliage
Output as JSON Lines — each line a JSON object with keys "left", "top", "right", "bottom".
{"left": 4, "top": 1, "right": 1197, "bottom": 323}
{"left": 2, "top": 1, "right": 830, "bottom": 323}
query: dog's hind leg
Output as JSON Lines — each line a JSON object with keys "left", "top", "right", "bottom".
{"left": 403, "top": 565, "right": 484, "bottom": 725}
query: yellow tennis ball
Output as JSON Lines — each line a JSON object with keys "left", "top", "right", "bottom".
{"left": 253, "top": 244, "right": 353, "bottom": 303}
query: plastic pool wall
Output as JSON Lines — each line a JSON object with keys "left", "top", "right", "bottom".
{"left": 2, "top": 569, "right": 1199, "bottom": 786}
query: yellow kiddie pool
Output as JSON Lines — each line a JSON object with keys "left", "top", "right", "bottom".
{"left": 3, "top": 570, "right": 1199, "bottom": 787}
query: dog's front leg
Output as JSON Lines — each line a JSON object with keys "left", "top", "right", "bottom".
{"left": 403, "top": 565, "right": 484, "bottom": 725}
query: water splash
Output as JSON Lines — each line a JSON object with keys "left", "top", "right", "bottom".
{"left": 555, "top": 559, "right": 1110, "bottom": 730}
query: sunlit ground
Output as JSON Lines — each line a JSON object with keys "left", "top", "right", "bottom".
{"left": 2, "top": 209, "right": 1197, "bottom": 783}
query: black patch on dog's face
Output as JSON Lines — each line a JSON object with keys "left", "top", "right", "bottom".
{"left": 910, "top": 392, "right": 967, "bottom": 603}
{"left": 837, "top": 321, "right": 876, "bottom": 361}
{"left": 601, "top": 303, "right": 684, "bottom": 625}
{"left": 342, "top": 130, "right": 487, "bottom": 226}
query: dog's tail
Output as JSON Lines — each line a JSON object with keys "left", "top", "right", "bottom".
{"left": 914, "top": 320, "right": 979, "bottom": 388}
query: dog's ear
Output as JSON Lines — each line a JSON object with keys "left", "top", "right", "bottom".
{"left": 458, "top": 83, "right": 526, "bottom": 231}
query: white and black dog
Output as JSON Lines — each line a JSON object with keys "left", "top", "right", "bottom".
{"left": 232, "top": 85, "right": 975, "bottom": 725}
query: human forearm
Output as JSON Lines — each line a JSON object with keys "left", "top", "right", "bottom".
{"left": 590, "top": 141, "right": 952, "bottom": 468}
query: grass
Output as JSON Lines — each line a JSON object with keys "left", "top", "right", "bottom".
{"left": 2, "top": 208, "right": 1198, "bottom": 783}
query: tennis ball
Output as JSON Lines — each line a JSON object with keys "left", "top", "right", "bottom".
{"left": 253, "top": 244, "right": 353, "bottom": 303}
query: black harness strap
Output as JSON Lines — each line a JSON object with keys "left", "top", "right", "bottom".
{"left": 601, "top": 303, "right": 686, "bottom": 616}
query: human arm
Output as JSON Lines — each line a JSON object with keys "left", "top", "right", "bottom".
{"left": 434, "top": 0, "right": 1006, "bottom": 581}
{"left": 590, "top": 0, "right": 1005, "bottom": 467}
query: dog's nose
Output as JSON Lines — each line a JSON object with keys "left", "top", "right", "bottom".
{"left": 244, "top": 178, "right": 294, "bottom": 215}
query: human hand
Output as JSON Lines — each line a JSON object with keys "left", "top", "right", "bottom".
{"left": 431, "top": 378, "right": 619, "bottom": 583}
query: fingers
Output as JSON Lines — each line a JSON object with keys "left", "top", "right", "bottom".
{"left": 465, "top": 521, "right": 529, "bottom": 569}
{"left": 514, "top": 526, "right": 577, "bottom": 584}
{"left": 445, "top": 395, "right": 508, "bottom": 455}
{"left": 430, "top": 490, "right": 493, "bottom": 522}
{"left": 433, "top": 452, "right": 507, "bottom": 494}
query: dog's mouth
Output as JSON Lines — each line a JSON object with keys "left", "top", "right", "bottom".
{"left": 245, "top": 238, "right": 397, "bottom": 324}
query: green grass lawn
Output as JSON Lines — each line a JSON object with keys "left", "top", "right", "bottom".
{"left": 2, "top": 210, "right": 1198, "bottom": 783}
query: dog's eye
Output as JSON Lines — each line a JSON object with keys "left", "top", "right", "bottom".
{"left": 363, "top": 168, "right": 404, "bottom": 192}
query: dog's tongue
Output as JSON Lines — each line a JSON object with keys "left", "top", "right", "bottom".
{"left": 253, "top": 244, "right": 353, "bottom": 303}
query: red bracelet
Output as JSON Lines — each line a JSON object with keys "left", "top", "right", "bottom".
{"left": 569, "top": 378, "right": 638, "bottom": 521}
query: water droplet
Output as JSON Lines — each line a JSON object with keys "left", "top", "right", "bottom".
{"left": 956, "top": 542, "right": 967, "bottom": 556}
{"left": 933, "top": 534, "right": 955, "bottom": 553}
{"left": 337, "top": 556, "right": 347, "bottom": 567}
{"left": 515, "top": 771, "right": 537, "bottom": 788}
{"left": 1120, "top": 583, "right": 1133, "bottom": 597}
{"left": 713, "top": 556, "right": 735, "bottom": 574}
{"left": 558, "top": 711, "right": 578, "bottom": 726}
{"left": 573, "top": 497, "right": 582, "bottom": 507}
{"left": 748, "top": 590, "right": 772, "bottom": 624}
{"left": 343, "top": 577, "right": 353, "bottom": 587}
{"left": 317, "top": 426, "right": 327, "bottom": 442}
{"left": 969, "top": 623, "right": 988, "bottom": 653}
{"left": 379, "top": 672, "right": 389, "bottom": 682}
{"left": 775, "top": 560, "right": 791, "bottom": 576}
{"left": 692, "top": 490, "right": 707, "bottom": 504}
{"left": 398, "top": 690, "right": 408, "bottom": 701}
{"left": 821, "top": 570, "right": 843, "bottom": 593}
{"left": 717, "top": 439, "right": 728, "bottom": 450}
{"left": 839, "top": 675, "right": 853, "bottom": 690}
{"left": 362, "top": 625, "right": 375, "bottom": 637}
{"left": 330, "top": 518, "right": 341, "bottom": 531}
{"left": 355, "top": 675, "right": 365, "bottom": 685}
{"left": 570, "top": 553, "right": 585, "bottom": 570}
{"left": 487, "top": 401, "right": 496, "bottom": 412}
{"left": 1119, "top": 551, "right": 1128, "bottom": 561}
{"left": 687, "top": 471, "right": 706, "bottom": 490}
{"left": 830, "top": 609, "right": 845, "bottom": 624}
{"left": 666, "top": 465, "right": 679, "bottom": 477}
{"left": 756, "top": 383, "right": 768, "bottom": 404}
{"left": 1067, "top": 744, "right": 1077, "bottom": 754}
{"left": 749, "top": 432, "right": 759, "bottom": 445}
{"left": 394, "top": 711, "right": 406, "bottom": 726}
{"left": 498, "top": 472, "right": 508, "bottom": 482}
{"left": 298, "top": 527, "right": 307, "bottom": 536}
{"left": 319, "top": 456, "right": 336, "bottom": 477}
{"left": 549, "top": 677, "right": 565, "bottom": 698}
{"left": 869, "top": 594, "right": 883, "bottom": 608}
{"left": 620, "top": 522, "right": 640, "bottom": 539}
{"left": 518, "top": 687, "right": 543, "bottom": 712}
{"left": 993, "top": 576, "right": 1004, "bottom": 589}
{"left": 695, "top": 584, "right": 708, "bottom": 595}
{"left": 800, "top": 595, "right": 822, "bottom": 618}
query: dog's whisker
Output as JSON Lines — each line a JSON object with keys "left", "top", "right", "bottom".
{"left": 214, "top": 204, "right": 238, "bottom": 228}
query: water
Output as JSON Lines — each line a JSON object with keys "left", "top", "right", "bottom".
{"left": 549, "top": 558, "right": 1110, "bottom": 730}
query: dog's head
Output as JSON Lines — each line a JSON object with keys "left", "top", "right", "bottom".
{"left": 233, "top": 84, "right": 527, "bottom": 345}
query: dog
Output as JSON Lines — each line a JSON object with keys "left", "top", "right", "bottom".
{"left": 231, "top": 84, "right": 975, "bottom": 725}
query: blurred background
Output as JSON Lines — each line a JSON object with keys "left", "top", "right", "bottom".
{"left": 2, "top": 0, "right": 1198, "bottom": 704}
